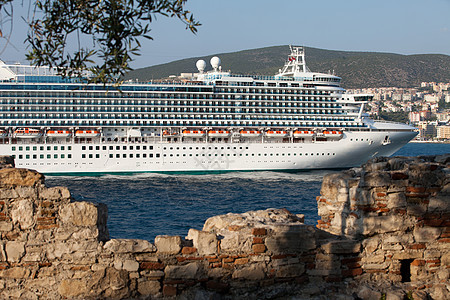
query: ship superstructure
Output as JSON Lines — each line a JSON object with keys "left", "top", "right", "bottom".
{"left": 0, "top": 46, "right": 417, "bottom": 173}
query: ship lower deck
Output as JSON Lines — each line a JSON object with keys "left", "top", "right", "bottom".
{"left": 0, "top": 130, "right": 417, "bottom": 174}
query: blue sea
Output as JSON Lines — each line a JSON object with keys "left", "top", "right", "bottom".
{"left": 46, "top": 143, "right": 449, "bottom": 241}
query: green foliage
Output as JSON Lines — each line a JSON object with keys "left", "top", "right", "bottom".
{"left": 1, "top": 0, "right": 199, "bottom": 84}
{"left": 124, "top": 46, "right": 450, "bottom": 89}
{"left": 379, "top": 111, "right": 409, "bottom": 123}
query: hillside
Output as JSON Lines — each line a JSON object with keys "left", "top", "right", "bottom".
{"left": 124, "top": 45, "right": 450, "bottom": 89}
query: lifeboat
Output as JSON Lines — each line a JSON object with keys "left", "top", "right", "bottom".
{"left": 265, "top": 130, "right": 288, "bottom": 138}
{"left": 75, "top": 129, "right": 100, "bottom": 138}
{"left": 182, "top": 130, "right": 205, "bottom": 138}
{"left": 239, "top": 130, "right": 261, "bottom": 138}
{"left": 208, "top": 130, "right": 230, "bottom": 138}
{"left": 323, "top": 130, "right": 343, "bottom": 139}
{"left": 0, "top": 129, "right": 7, "bottom": 138}
{"left": 47, "top": 129, "right": 71, "bottom": 138}
{"left": 163, "top": 130, "right": 179, "bottom": 137}
{"left": 293, "top": 130, "right": 315, "bottom": 138}
{"left": 14, "top": 128, "right": 42, "bottom": 139}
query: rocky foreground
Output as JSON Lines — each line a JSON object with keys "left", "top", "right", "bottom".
{"left": 0, "top": 154, "right": 448, "bottom": 299}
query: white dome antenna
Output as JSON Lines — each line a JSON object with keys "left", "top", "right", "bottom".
{"left": 210, "top": 56, "right": 221, "bottom": 71}
{"left": 196, "top": 60, "right": 206, "bottom": 73}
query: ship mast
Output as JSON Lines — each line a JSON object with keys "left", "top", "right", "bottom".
{"left": 276, "top": 45, "right": 310, "bottom": 78}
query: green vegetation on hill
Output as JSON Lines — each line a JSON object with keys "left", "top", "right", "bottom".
{"left": 378, "top": 111, "right": 409, "bottom": 123}
{"left": 124, "top": 45, "right": 450, "bottom": 89}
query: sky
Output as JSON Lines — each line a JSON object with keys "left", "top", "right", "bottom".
{"left": 0, "top": 0, "right": 449, "bottom": 68}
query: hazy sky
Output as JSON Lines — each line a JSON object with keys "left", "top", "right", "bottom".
{"left": 1, "top": 0, "right": 449, "bottom": 68}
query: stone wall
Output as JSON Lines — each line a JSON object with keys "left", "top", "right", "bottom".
{"left": 0, "top": 154, "right": 448, "bottom": 299}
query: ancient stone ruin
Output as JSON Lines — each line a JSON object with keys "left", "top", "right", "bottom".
{"left": 0, "top": 154, "right": 448, "bottom": 299}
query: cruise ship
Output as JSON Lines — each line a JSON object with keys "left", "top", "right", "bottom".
{"left": 0, "top": 46, "right": 417, "bottom": 174}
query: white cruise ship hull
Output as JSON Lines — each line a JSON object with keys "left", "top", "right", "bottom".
{"left": 1, "top": 130, "right": 416, "bottom": 174}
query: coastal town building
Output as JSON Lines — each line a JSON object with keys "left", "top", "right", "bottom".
{"left": 348, "top": 81, "right": 450, "bottom": 141}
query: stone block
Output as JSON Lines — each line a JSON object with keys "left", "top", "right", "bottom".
{"left": 138, "top": 280, "right": 160, "bottom": 295}
{"left": 0, "top": 188, "right": 19, "bottom": 199}
{"left": 6, "top": 241, "right": 25, "bottom": 262}
{"left": 10, "top": 200, "right": 34, "bottom": 229}
{"left": 428, "top": 194, "right": 450, "bottom": 213}
{"left": 186, "top": 229, "right": 217, "bottom": 255}
{"left": 122, "top": 259, "right": 139, "bottom": 272}
{"left": 0, "top": 267, "right": 31, "bottom": 279}
{"left": 219, "top": 231, "right": 252, "bottom": 253}
{"left": 414, "top": 226, "right": 442, "bottom": 243}
{"left": 15, "top": 186, "right": 38, "bottom": 199}
{"left": 321, "top": 240, "right": 361, "bottom": 254}
{"left": 321, "top": 173, "right": 352, "bottom": 199}
{"left": 362, "top": 237, "right": 379, "bottom": 254}
{"left": 231, "top": 264, "right": 265, "bottom": 280}
{"left": 276, "top": 264, "right": 305, "bottom": 277}
{"left": 59, "top": 201, "right": 102, "bottom": 227}
{"left": 265, "top": 225, "right": 316, "bottom": 254}
{"left": 164, "top": 262, "right": 205, "bottom": 279}
{"left": 387, "top": 193, "right": 406, "bottom": 208}
{"left": 0, "top": 168, "right": 43, "bottom": 187}
{"left": 362, "top": 215, "right": 410, "bottom": 236}
{"left": 155, "top": 235, "right": 182, "bottom": 254}
{"left": 40, "top": 186, "right": 71, "bottom": 201}
{"left": 104, "top": 239, "right": 155, "bottom": 253}
{"left": 363, "top": 171, "right": 391, "bottom": 187}
{"left": 0, "top": 221, "right": 12, "bottom": 231}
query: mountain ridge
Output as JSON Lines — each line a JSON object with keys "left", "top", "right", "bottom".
{"left": 124, "top": 45, "right": 450, "bottom": 89}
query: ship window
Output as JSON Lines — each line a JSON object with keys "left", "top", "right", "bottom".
{"left": 109, "top": 154, "right": 113, "bottom": 158}
{"left": 68, "top": 146, "right": 72, "bottom": 151}
{"left": 96, "top": 146, "right": 100, "bottom": 150}
{"left": 116, "top": 146, "right": 120, "bottom": 150}
{"left": 33, "top": 146, "right": 37, "bottom": 151}
{"left": 123, "top": 146, "right": 127, "bottom": 150}
{"left": 53, "top": 146, "right": 57, "bottom": 150}
{"left": 61, "top": 154, "right": 65, "bottom": 159}
{"left": 12, "top": 147, "right": 15, "bottom": 151}
{"left": 109, "top": 146, "right": 113, "bottom": 150}
{"left": 26, "top": 146, "right": 30, "bottom": 151}
{"left": 19, "top": 146, "right": 23, "bottom": 151}
{"left": 82, "top": 146, "right": 86, "bottom": 150}
{"left": 116, "top": 154, "right": 120, "bottom": 158}
{"left": 68, "top": 154, "right": 72, "bottom": 158}
{"left": 103, "top": 146, "right": 106, "bottom": 150}
{"left": 123, "top": 154, "right": 127, "bottom": 158}
{"left": 136, "top": 154, "right": 140, "bottom": 158}
{"left": 150, "top": 146, "right": 153, "bottom": 150}
{"left": 19, "top": 155, "right": 23, "bottom": 159}
{"left": 143, "top": 154, "right": 147, "bottom": 158}
{"left": 143, "top": 146, "right": 147, "bottom": 150}
{"left": 96, "top": 154, "right": 100, "bottom": 158}
{"left": 33, "top": 154, "right": 37, "bottom": 159}
{"left": 82, "top": 154, "right": 86, "bottom": 158}
{"left": 26, "top": 155, "right": 30, "bottom": 159}
{"left": 61, "top": 146, "right": 65, "bottom": 150}
{"left": 156, "top": 153, "right": 160, "bottom": 158}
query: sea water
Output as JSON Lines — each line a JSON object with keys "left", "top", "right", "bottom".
{"left": 46, "top": 143, "right": 450, "bottom": 241}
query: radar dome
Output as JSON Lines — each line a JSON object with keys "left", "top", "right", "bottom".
{"left": 196, "top": 60, "right": 206, "bottom": 73}
{"left": 210, "top": 56, "right": 221, "bottom": 71}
